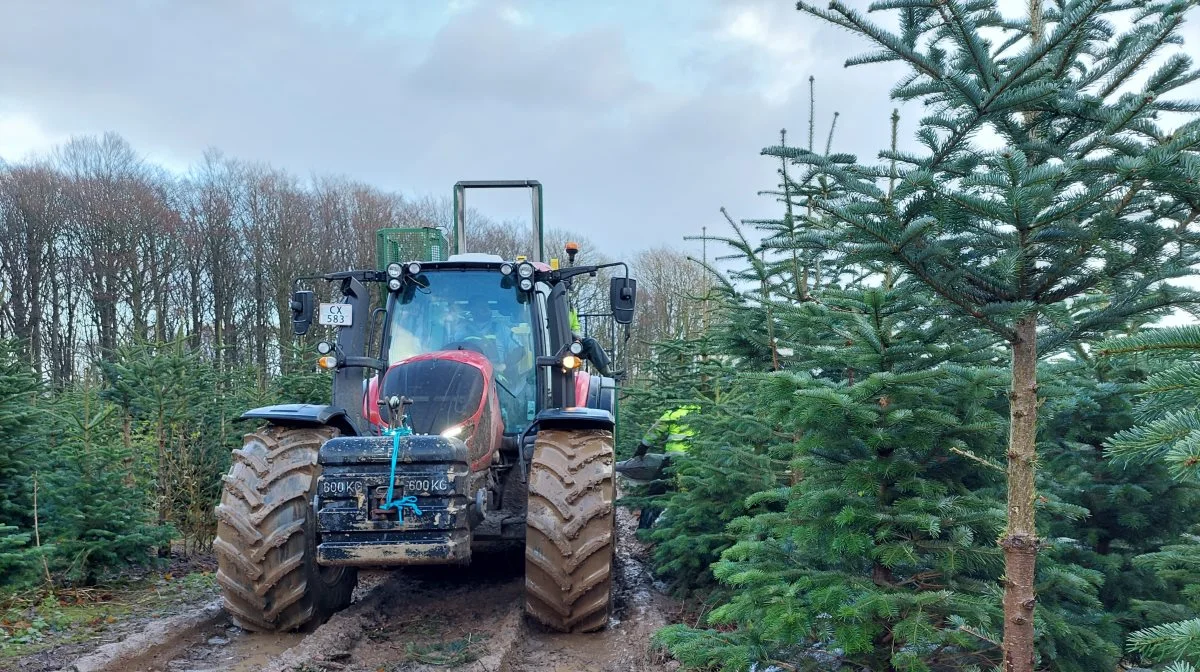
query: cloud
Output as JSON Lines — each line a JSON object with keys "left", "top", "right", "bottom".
{"left": 0, "top": 0, "right": 851, "bottom": 258}
{"left": 8, "top": 0, "right": 1178, "bottom": 262}
{"left": 0, "top": 109, "right": 66, "bottom": 164}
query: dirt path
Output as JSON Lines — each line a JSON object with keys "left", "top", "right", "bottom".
{"left": 59, "top": 501, "right": 674, "bottom": 672}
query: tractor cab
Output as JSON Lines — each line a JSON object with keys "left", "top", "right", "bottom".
{"left": 366, "top": 257, "right": 542, "bottom": 438}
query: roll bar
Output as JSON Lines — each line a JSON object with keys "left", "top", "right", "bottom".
{"left": 453, "top": 180, "right": 544, "bottom": 262}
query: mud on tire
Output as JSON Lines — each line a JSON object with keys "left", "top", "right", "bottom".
{"left": 214, "top": 425, "right": 357, "bottom": 632}
{"left": 524, "top": 428, "right": 615, "bottom": 633}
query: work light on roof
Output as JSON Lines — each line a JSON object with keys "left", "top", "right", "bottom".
{"left": 386, "top": 262, "right": 403, "bottom": 279}
{"left": 500, "top": 263, "right": 514, "bottom": 276}
{"left": 407, "top": 262, "right": 422, "bottom": 275}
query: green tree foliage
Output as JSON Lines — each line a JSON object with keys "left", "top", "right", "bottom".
{"left": 1098, "top": 326, "right": 1200, "bottom": 669}
{"left": 0, "top": 340, "right": 40, "bottom": 529}
{"left": 0, "top": 525, "right": 36, "bottom": 588}
{"left": 657, "top": 281, "right": 1130, "bottom": 671}
{"left": 657, "top": 285, "right": 1015, "bottom": 672}
{"left": 620, "top": 324, "right": 782, "bottom": 598}
{"left": 781, "top": 2, "right": 1200, "bottom": 668}
{"left": 646, "top": 49, "right": 1200, "bottom": 662}
{"left": 0, "top": 340, "right": 44, "bottom": 587}
{"left": 643, "top": 374, "right": 780, "bottom": 599}
{"left": 1038, "top": 352, "right": 1200, "bottom": 646}
{"left": 100, "top": 338, "right": 277, "bottom": 552}
{"left": 40, "top": 386, "right": 172, "bottom": 585}
{"left": 0, "top": 336, "right": 332, "bottom": 590}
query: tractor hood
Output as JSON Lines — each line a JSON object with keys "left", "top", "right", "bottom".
{"left": 365, "top": 350, "right": 504, "bottom": 472}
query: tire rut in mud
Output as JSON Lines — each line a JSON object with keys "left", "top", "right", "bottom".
{"left": 501, "top": 503, "right": 673, "bottom": 672}
{"left": 78, "top": 487, "right": 672, "bottom": 672}
{"left": 265, "top": 555, "right": 527, "bottom": 672}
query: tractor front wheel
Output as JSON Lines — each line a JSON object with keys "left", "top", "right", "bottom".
{"left": 214, "top": 425, "right": 357, "bottom": 632}
{"left": 524, "top": 428, "right": 615, "bottom": 633}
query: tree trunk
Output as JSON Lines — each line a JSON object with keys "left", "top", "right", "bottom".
{"left": 1002, "top": 315, "right": 1039, "bottom": 672}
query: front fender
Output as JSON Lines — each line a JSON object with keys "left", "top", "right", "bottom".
{"left": 240, "top": 404, "right": 359, "bottom": 436}
{"left": 534, "top": 407, "right": 615, "bottom": 432}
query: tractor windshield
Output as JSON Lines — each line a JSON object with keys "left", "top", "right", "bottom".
{"left": 385, "top": 269, "right": 537, "bottom": 434}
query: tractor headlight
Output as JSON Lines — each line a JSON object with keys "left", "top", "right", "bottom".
{"left": 386, "top": 263, "right": 403, "bottom": 279}
{"left": 500, "top": 263, "right": 514, "bottom": 276}
{"left": 517, "top": 262, "right": 535, "bottom": 279}
{"left": 388, "top": 278, "right": 402, "bottom": 291}
{"left": 518, "top": 278, "right": 533, "bottom": 291}
{"left": 316, "top": 341, "right": 334, "bottom": 355}
{"left": 569, "top": 341, "right": 583, "bottom": 355}
{"left": 407, "top": 261, "right": 422, "bottom": 275}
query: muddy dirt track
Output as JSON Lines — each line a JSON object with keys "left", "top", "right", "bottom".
{"left": 55, "top": 506, "right": 675, "bottom": 672}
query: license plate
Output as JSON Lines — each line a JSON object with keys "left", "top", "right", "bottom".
{"left": 318, "top": 478, "right": 366, "bottom": 497}
{"left": 317, "top": 303, "right": 353, "bottom": 327}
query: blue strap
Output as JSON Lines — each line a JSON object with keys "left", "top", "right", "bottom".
{"left": 380, "top": 426, "right": 423, "bottom": 520}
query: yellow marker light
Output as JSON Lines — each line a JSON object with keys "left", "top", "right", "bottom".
{"left": 561, "top": 355, "right": 582, "bottom": 370}
{"left": 550, "top": 258, "right": 560, "bottom": 270}
{"left": 317, "top": 356, "right": 338, "bottom": 370}
{"left": 516, "top": 255, "right": 527, "bottom": 262}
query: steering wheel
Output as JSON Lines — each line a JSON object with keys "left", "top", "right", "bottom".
{"left": 441, "top": 338, "right": 489, "bottom": 356}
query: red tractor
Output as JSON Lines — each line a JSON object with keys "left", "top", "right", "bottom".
{"left": 214, "top": 181, "right": 637, "bottom": 634}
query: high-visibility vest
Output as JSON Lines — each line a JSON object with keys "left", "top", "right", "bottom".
{"left": 570, "top": 308, "right": 581, "bottom": 333}
{"left": 644, "top": 405, "right": 698, "bottom": 454}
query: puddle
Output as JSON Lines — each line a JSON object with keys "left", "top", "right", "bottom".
{"left": 132, "top": 617, "right": 306, "bottom": 672}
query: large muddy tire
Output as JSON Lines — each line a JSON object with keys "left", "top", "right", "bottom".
{"left": 524, "top": 428, "right": 615, "bottom": 633}
{"left": 214, "top": 425, "right": 357, "bottom": 632}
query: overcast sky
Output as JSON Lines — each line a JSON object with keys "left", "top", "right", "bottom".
{"left": 1, "top": 0, "right": 1197, "bottom": 260}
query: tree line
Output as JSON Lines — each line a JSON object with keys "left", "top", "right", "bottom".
{"left": 0, "top": 132, "right": 709, "bottom": 387}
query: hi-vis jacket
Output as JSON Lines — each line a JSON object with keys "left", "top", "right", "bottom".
{"left": 642, "top": 405, "right": 699, "bottom": 454}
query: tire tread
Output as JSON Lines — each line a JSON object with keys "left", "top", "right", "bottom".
{"left": 524, "top": 428, "right": 615, "bottom": 633}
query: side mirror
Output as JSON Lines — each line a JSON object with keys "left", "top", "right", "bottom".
{"left": 609, "top": 277, "right": 637, "bottom": 325}
{"left": 291, "top": 290, "right": 314, "bottom": 335}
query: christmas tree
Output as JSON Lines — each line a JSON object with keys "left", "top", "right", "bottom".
{"left": 0, "top": 339, "right": 42, "bottom": 587}
{"left": 1099, "top": 325, "right": 1200, "bottom": 670}
{"left": 788, "top": 2, "right": 1200, "bottom": 667}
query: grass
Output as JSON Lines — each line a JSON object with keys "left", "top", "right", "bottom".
{"left": 0, "top": 565, "right": 218, "bottom": 661}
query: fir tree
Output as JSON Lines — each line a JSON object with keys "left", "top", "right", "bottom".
{"left": 620, "top": 312, "right": 782, "bottom": 598}
{"left": 1098, "top": 325, "right": 1200, "bottom": 669}
{"left": 101, "top": 337, "right": 273, "bottom": 552}
{"left": 0, "top": 339, "right": 43, "bottom": 588}
{"left": 786, "top": 2, "right": 1200, "bottom": 667}
{"left": 642, "top": 371, "right": 781, "bottom": 598}
{"left": 660, "top": 282, "right": 1017, "bottom": 672}
{"left": 0, "top": 525, "right": 35, "bottom": 589}
{"left": 43, "top": 384, "right": 172, "bottom": 585}
{"left": 274, "top": 341, "right": 333, "bottom": 406}
{"left": 1038, "top": 351, "right": 1200, "bottom": 646}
